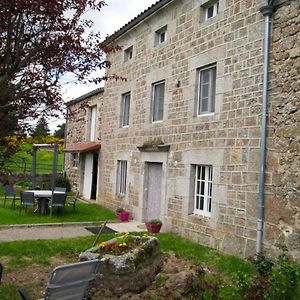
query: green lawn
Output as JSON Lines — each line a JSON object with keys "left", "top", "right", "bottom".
{"left": 0, "top": 187, "right": 117, "bottom": 225}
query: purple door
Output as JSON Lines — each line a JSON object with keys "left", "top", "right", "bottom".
{"left": 146, "top": 162, "right": 162, "bottom": 221}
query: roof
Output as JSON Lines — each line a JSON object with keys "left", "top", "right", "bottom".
{"left": 102, "top": 0, "right": 173, "bottom": 46}
{"left": 64, "top": 141, "right": 101, "bottom": 153}
{"left": 66, "top": 87, "right": 104, "bottom": 107}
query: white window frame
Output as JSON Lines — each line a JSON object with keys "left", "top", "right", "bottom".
{"left": 194, "top": 165, "right": 213, "bottom": 217}
{"left": 72, "top": 153, "right": 79, "bottom": 169}
{"left": 205, "top": 1, "right": 219, "bottom": 20}
{"left": 155, "top": 26, "right": 167, "bottom": 46}
{"left": 117, "top": 160, "right": 127, "bottom": 196}
{"left": 197, "top": 64, "right": 216, "bottom": 115}
{"left": 152, "top": 80, "right": 165, "bottom": 122}
{"left": 124, "top": 46, "right": 133, "bottom": 62}
{"left": 89, "top": 106, "right": 97, "bottom": 141}
{"left": 121, "top": 92, "right": 130, "bottom": 127}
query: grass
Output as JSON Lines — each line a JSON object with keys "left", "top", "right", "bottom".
{"left": 0, "top": 233, "right": 299, "bottom": 300}
{"left": 4, "top": 142, "right": 63, "bottom": 173}
{"left": 0, "top": 187, "right": 117, "bottom": 225}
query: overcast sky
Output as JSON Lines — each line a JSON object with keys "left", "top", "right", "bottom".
{"left": 49, "top": 0, "right": 158, "bottom": 132}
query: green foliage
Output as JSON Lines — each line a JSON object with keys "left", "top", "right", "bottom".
{"left": 53, "top": 123, "right": 65, "bottom": 139}
{"left": 32, "top": 116, "right": 50, "bottom": 138}
{"left": 55, "top": 176, "right": 71, "bottom": 192}
{"left": 251, "top": 253, "right": 274, "bottom": 276}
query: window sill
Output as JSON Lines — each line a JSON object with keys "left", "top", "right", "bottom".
{"left": 152, "top": 120, "right": 164, "bottom": 124}
{"left": 197, "top": 112, "right": 215, "bottom": 118}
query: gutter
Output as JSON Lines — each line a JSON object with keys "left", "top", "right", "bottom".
{"left": 256, "top": 2, "right": 275, "bottom": 255}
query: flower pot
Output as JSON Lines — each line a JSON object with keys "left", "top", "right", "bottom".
{"left": 116, "top": 211, "right": 130, "bottom": 222}
{"left": 145, "top": 222, "right": 162, "bottom": 233}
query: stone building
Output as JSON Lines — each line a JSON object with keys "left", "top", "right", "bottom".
{"left": 65, "top": 0, "right": 299, "bottom": 260}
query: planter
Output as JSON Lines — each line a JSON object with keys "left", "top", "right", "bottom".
{"left": 79, "top": 235, "right": 163, "bottom": 295}
{"left": 116, "top": 211, "right": 130, "bottom": 222}
{"left": 145, "top": 222, "right": 162, "bottom": 233}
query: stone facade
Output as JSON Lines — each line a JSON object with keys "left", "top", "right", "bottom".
{"left": 65, "top": 89, "right": 103, "bottom": 193}
{"left": 65, "top": 0, "right": 299, "bottom": 260}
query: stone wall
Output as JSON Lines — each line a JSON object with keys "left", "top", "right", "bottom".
{"left": 65, "top": 91, "right": 103, "bottom": 191}
{"left": 0, "top": 173, "right": 52, "bottom": 188}
{"left": 266, "top": 0, "right": 300, "bottom": 260}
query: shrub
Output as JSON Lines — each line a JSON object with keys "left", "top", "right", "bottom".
{"left": 55, "top": 176, "right": 71, "bottom": 192}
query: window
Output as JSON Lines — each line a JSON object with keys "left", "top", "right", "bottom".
{"left": 205, "top": 1, "right": 219, "bottom": 20}
{"left": 194, "top": 165, "right": 213, "bottom": 217}
{"left": 117, "top": 160, "right": 127, "bottom": 196}
{"left": 124, "top": 46, "right": 133, "bottom": 62}
{"left": 197, "top": 64, "right": 216, "bottom": 115}
{"left": 89, "top": 106, "right": 97, "bottom": 141}
{"left": 155, "top": 25, "right": 167, "bottom": 46}
{"left": 121, "top": 92, "right": 130, "bottom": 127}
{"left": 152, "top": 81, "right": 165, "bottom": 122}
{"left": 72, "top": 153, "right": 79, "bottom": 168}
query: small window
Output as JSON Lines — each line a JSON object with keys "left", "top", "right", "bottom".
{"left": 117, "top": 160, "right": 127, "bottom": 196}
{"left": 121, "top": 92, "right": 130, "bottom": 127}
{"left": 194, "top": 165, "right": 213, "bottom": 217}
{"left": 152, "top": 80, "right": 165, "bottom": 122}
{"left": 155, "top": 26, "right": 167, "bottom": 46}
{"left": 72, "top": 153, "right": 79, "bottom": 168}
{"left": 197, "top": 64, "right": 216, "bottom": 115}
{"left": 124, "top": 46, "right": 133, "bottom": 62}
{"left": 205, "top": 1, "right": 219, "bottom": 20}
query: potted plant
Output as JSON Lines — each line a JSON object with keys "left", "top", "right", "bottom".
{"left": 115, "top": 207, "right": 130, "bottom": 222}
{"left": 145, "top": 219, "right": 162, "bottom": 233}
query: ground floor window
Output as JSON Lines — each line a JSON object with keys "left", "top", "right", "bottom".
{"left": 117, "top": 160, "right": 127, "bottom": 196}
{"left": 194, "top": 165, "right": 213, "bottom": 217}
{"left": 72, "top": 153, "right": 79, "bottom": 168}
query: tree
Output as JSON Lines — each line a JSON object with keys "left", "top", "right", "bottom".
{"left": 0, "top": 0, "right": 113, "bottom": 139}
{"left": 32, "top": 116, "right": 50, "bottom": 137}
{"left": 53, "top": 123, "right": 65, "bottom": 139}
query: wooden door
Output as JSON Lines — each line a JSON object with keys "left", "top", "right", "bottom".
{"left": 146, "top": 162, "right": 163, "bottom": 221}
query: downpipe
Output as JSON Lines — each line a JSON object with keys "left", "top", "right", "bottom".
{"left": 256, "top": 3, "right": 275, "bottom": 255}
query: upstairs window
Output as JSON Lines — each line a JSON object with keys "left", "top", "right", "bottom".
{"left": 194, "top": 165, "right": 213, "bottom": 217}
{"left": 124, "top": 46, "right": 133, "bottom": 62}
{"left": 155, "top": 25, "right": 167, "bottom": 46}
{"left": 205, "top": 1, "right": 219, "bottom": 20}
{"left": 152, "top": 80, "right": 165, "bottom": 122}
{"left": 89, "top": 106, "right": 97, "bottom": 141}
{"left": 117, "top": 160, "right": 127, "bottom": 196}
{"left": 197, "top": 64, "right": 216, "bottom": 115}
{"left": 121, "top": 92, "right": 130, "bottom": 127}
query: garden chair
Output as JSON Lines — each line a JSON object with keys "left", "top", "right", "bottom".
{"left": 18, "top": 259, "right": 100, "bottom": 300}
{"left": 19, "top": 192, "right": 36, "bottom": 215}
{"left": 3, "top": 185, "right": 20, "bottom": 209}
{"left": 67, "top": 191, "right": 80, "bottom": 212}
{"left": 49, "top": 192, "right": 67, "bottom": 217}
{"left": 54, "top": 187, "right": 67, "bottom": 192}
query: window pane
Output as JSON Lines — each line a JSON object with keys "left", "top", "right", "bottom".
{"left": 153, "top": 82, "right": 165, "bottom": 121}
{"left": 207, "top": 6, "right": 214, "bottom": 18}
{"left": 198, "top": 65, "right": 216, "bottom": 115}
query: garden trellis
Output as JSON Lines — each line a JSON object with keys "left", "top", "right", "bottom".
{"left": 32, "top": 144, "right": 58, "bottom": 191}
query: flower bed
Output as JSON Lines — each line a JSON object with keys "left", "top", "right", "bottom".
{"left": 79, "top": 234, "right": 163, "bottom": 295}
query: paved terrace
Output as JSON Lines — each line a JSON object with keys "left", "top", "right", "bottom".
{"left": 0, "top": 221, "right": 146, "bottom": 242}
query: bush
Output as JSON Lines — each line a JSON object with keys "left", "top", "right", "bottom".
{"left": 55, "top": 176, "right": 71, "bottom": 192}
